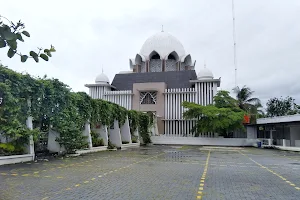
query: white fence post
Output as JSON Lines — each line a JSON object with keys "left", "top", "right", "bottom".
{"left": 26, "top": 98, "right": 34, "bottom": 160}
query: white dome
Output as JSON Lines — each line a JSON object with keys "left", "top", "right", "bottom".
{"left": 197, "top": 68, "right": 214, "bottom": 79}
{"left": 140, "top": 32, "right": 186, "bottom": 59}
{"left": 95, "top": 73, "right": 109, "bottom": 84}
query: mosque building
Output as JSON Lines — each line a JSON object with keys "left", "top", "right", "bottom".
{"left": 85, "top": 31, "right": 221, "bottom": 137}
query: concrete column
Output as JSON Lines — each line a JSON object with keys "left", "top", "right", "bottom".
{"left": 109, "top": 120, "right": 122, "bottom": 148}
{"left": 268, "top": 139, "right": 273, "bottom": 146}
{"left": 150, "top": 125, "right": 155, "bottom": 136}
{"left": 99, "top": 124, "right": 108, "bottom": 146}
{"left": 26, "top": 116, "right": 35, "bottom": 156}
{"left": 83, "top": 122, "right": 92, "bottom": 149}
{"left": 154, "top": 116, "right": 159, "bottom": 136}
{"left": 135, "top": 128, "right": 144, "bottom": 144}
{"left": 283, "top": 139, "right": 287, "bottom": 147}
{"left": 133, "top": 128, "right": 140, "bottom": 143}
{"left": 120, "top": 117, "right": 132, "bottom": 143}
{"left": 26, "top": 99, "right": 34, "bottom": 160}
{"left": 270, "top": 130, "right": 275, "bottom": 140}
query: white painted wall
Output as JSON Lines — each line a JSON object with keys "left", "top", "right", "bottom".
{"left": 290, "top": 126, "right": 300, "bottom": 147}
{"left": 109, "top": 120, "right": 122, "bottom": 148}
{"left": 93, "top": 124, "right": 109, "bottom": 146}
{"left": 164, "top": 88, "right": 196, "bottom": 137}
{"left": 83, "top": 122, "right": 92, "bottom": 149}
{"left": 295, "top": 140, "right": 300, "bottom": 147}
{"left": 47, "top": 130, "right": 66, "bottom": 153}
{"left": 120, "top": 117, "right": 132, "bottom": 143}
{"left": 151, "top": 136, "right": 259, "bottom": 146}
{"left": 247, "top": 126, "right": 257, "bottom": 139}
{"left": 103, "top": 90, "right": 132, "bottom": 110}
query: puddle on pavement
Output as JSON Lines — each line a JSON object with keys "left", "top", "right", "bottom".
{"left": 289, "top": 163, "right": 300, "bottom": 165}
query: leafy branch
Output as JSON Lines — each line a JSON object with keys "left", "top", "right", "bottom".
{"left": 0, "top": 15, "right": 55, "bottom": 63}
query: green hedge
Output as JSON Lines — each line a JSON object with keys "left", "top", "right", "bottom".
{"left": 0, "top": 65, "right": 152, "bottom": 154}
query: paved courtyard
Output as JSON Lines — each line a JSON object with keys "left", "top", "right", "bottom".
{"left": 0, "top": 146, "right": 300, "bottom": 200}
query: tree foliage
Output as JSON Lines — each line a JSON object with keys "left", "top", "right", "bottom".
{"left": 214, "top": 90, "right": 239, "bottom": 110}
{"left": 138, "top": 112, "right": 153, "bottom": 144}
{"left": 182, "top": 90, "right": 245, "bottom": 137}
{"left": 0, "top": 15, "right": 55, "bottom": 62}
{"left": 266, "top": 96, "right": 300, "bottom": 117}
{"left": 0, "top": 65, "right": 152, "bottom": 153}
{"left": 233, "top": 85, "right": 261, "bottom": 113}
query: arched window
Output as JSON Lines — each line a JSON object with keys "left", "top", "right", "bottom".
{"left": 165, "top": 51, "right": 179, "bottom": 71}
{"left": 167, "top": 51, "right": 179, "bottom": 61}
{"left": 140, "top": 91, "right": 157, "bottom": 104}
{"left": 151, "top": 53, "right": 160, "bottom": 59}
{"left": 149, "top": 51, "right": 162, "bottom": 72}
{"left": 149, "top": 51, "right": 160, "bottom": 60}
{"left": 168, "top": 54, "right": 176, "bottom": 60}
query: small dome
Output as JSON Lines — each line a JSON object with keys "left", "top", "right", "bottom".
{"left": 140, "top": 32, "right": 186, "bottom": 59}
{"left": 95, "top": 73, "right": 109, "bottom": 84}
{"left": 197, "top": 68, "right": 214, "bottom": 79}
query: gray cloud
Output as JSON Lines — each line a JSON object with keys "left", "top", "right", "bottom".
{"left": 1, "top": 0, "right": 300, "bottom": 108}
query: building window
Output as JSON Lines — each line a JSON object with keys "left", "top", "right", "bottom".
{"left": 140, "top": 91, "right": 157, "bottom": 104}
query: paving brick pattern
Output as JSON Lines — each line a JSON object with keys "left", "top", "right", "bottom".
{"left": 0, "top": 146, "right": 300, "bottom": 200}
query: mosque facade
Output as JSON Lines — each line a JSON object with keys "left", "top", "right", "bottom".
{"left": 85, "top": 31, "right": 221, "bottom": 137}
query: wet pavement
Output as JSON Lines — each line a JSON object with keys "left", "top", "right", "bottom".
{"left": 0, "top": 145, "right": 300, "bottom": 200}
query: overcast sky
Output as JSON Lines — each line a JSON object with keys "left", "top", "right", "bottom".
{"left": 1, "top": 0, "right": 300, "bottom": 107}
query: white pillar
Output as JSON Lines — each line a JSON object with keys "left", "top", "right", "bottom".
{"left": 120, "top": 117, "right": 132, "bottom": 143}
{"left": 109, "top": 120, "right": 122, "bottom": 148}
{"left": 154, "top": 116, "right": 159, "bottom": 136}
{"left": 283, "top": 139, "right": 287, "bottom": 147}
{"left": 269, "top": 129, "right": 275, "bottom": 146}
{"left": 270, "top": 130, "right": 274, "bottom": 139}
{"left": 99, "top": 124, "right": 109, "bottom": 146}
{"left": 133, "top": 128, "right": 140, "bottom": 143}
{"left": 26, "top": 116, "right": 35, "bottom": 156}
{"left": 83, "top": 122, "right": 92, "bottom": 149}
{"left": 26, "top": 99, "right": 34, "bottom": 160}
{"left": 268, "top": 139, "right": 272, "bottom": 146}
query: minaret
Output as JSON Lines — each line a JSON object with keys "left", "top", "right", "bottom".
{"left": 84, "top": 71, "right": 112, "bottom": 99}
{"left": 192, "top": 63, "right": 220, "bottom": 106}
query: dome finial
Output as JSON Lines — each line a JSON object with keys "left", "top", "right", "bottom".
{"left": 102, "top": 67, "right": 104, "bottom": 73}
{"left": 204, "top": 60, "right": 206, "bottom": 68}
{"left": 161, "top": 25, "right": 164, "bottom": 32}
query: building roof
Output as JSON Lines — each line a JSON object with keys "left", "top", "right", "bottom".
{"left": 140, "top": 31, "right": 186, "bottom": 59}
{"left": 257, "top": 114, "right": 300, "bottom": 125}
{"left": 111, "top": 70, "right": 198, "bottom": 90}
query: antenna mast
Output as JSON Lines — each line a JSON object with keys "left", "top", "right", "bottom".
{"left": 232, "top": 0, "right": 237, "bottom": 87}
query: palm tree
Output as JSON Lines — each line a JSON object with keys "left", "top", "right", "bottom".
{"left": 233, "top": 86, "right": 262, "bottom": 113}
